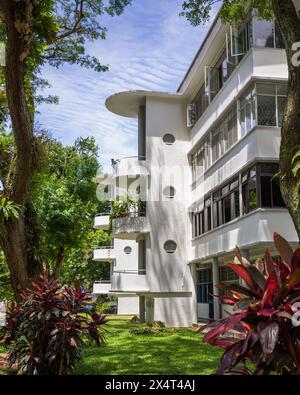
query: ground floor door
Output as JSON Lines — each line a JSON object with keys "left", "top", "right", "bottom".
{"left": 197, "top": 268, "right": 214, "bottom": 320}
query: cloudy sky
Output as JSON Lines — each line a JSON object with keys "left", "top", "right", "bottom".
{"left": 37, "top": 0, "right": 220, "bottom": 172}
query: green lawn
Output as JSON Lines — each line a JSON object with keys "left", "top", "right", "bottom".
{"left": 75, "top": 315, "right": 222, "bottom": 375}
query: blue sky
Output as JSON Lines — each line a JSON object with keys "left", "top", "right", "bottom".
{"left": 37, "top": 0, "right": 220, "bottom": 172}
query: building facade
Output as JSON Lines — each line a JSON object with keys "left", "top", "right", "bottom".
{"left": 93, "top": 10, "right": 299, "bottom": 326}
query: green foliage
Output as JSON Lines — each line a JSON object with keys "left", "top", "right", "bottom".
{"left": 59, "top": 230, "right": 111, "bottom": 290}
{"left": 28, "top": 135, "right": 110, "bottom": 285}
{"left": 0, "top": 276, "right": 108, "bottom": 375}
{"left": 180, "top": 0, "right": 273, "bottom": 26}
{"left": 200, "top": 233, "right": 300, "bottom": 375}
{"left": 130, "top": 321, "right": 176, "bottom": 336}
{"left": 0, "top": 252, "right": 13, "bottom": 301}
{"left": 0, "top": 197, "right": 21, "bottom": 222}
{"left": 75, "top": 317, "right": 221, "bottom": 375}
{"left": 0, "top": 130, "right": 15, "bottom": 183}
{"left": 111, "top": 196, "right": 146, "bottom": 219}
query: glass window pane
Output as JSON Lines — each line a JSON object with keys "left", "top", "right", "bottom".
{"left": 248, "top": 177, "right": 257, "bottom": 211}
{"left": 272, "top": 177, "right": 285, "bottom": 207}
{"left": 278, "top": 96, "right": 287, "bottom": 127}
{"left": 246, "top": 102, "right": 252, "bottom": 131}
{"left": 277, "top": 85, "right": 288, "bottom": 96}
{"left": 257, "top": 95, "right": 276, "bottom": 126}
{"left": 256, "top": 83, "right": 276, "bottom": 95}
{"left": 218, "top": 200, "right": 223, "bottom": 226}
{"left": 253, "top": 18, "right": 274, "bottom": 48}
{"left": 213, "top": 203, "right": 218, "bottom": 228}
{"left": 260, "top": 163, "right": 278, "bottom": 174}
{"left": 240, "top": 107, "right": 246, "bottom": 137}
{"left": 232, "top": 190, "right": 240, "bottom": 219}
{"left": 223, "top": 195, "right": 231, "bottom": 223}
{"left": 242, "top": 184, "right": 248, "bottom": 214}
{"left": 261, "top": 175, "right": 272, "bottom": 207}
{"left": 275, "top": 20, "right": 285, "bottom": 49}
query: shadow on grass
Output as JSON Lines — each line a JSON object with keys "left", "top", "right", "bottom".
{"left": 75, "top": 319, "right": 222, "bottom": 375}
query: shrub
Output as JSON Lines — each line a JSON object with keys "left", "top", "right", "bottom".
{"left": 0, "top": 276, "right": 107, "bottom": 375}
{"left": 199, "top": 233, "right": 300, "bottom": 375}
{"left": 130, "top": 321, "right": 174, "bottom": 336}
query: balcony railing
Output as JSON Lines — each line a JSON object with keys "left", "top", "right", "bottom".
{"left": 110, "top": 270, "right": 149, "bottom": 293}
{"left": 93, "top": 281, "right": 111, "bottom": 294}
{"left": 111, "top": 211, "right": 148, "bottom": 240}
{"left": 110, "top": 156, "right": 148, "bottom": 182}
{"left": 94, "top": 212, "right": 111, "bottom": 230}
{"left": 93, "top": 244, "right": 115, "bottom": 261}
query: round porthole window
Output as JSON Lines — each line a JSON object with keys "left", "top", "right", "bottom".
{"left": 163, "top": 240, "right": 177, "bottom": 254}
{"left": 163, "top": 186, "right": 176, "bottom": 199}
{"left": 124, "top": 246, "right": 132, "bottom": 255}
{"left": 162, "top": 134, "right": 175, "bottom": 145}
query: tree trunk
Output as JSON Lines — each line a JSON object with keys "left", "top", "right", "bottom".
{"left": 53, "top": 246, "right": 65, "bottom": 279}
{"left": 273, "top": 0, "right": 300, "bottom": 242}
{"left": 0, "top": 219, "right": 31, "bottom": 301}
{"left": 0, "top": 1, "right": 35, "bottom": 297}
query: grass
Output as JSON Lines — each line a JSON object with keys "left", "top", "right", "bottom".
{"left": 75, "top": 315, "right": 222, "bottom": 375}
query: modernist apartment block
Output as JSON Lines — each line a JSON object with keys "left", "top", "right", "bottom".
{"left": 93, "top": 9, "right": 299, "bottom": 326}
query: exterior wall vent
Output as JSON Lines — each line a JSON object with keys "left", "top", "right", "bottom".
{"left": 162, "top": 133, "right": 176, "bottom": 145}
{"left": 124, "top": 246, "right": 132, "bottom": 255}
{"left": 163, "top": 240, "right": 177, "bottom": 254}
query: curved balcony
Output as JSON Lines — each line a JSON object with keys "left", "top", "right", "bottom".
{"left": 111, "top": 156, "right": 148, "bottom": 185}
{"left": 93, "top": 245, "right": 115, "bottom": 262}
{"left": 94, "top": 213, "right": 111, "bottom": 230}
{"left": 110, "top": 270, "right": 149, "bottom": 293}
{"left": 111, "top": 211, "right": 148, "bottom": 240}
{"left": 93, "top": 281, "right": 111, "bottom": 294}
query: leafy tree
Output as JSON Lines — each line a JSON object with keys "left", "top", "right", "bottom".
{"left": 0, "top": 135, "right": 112, "bottom": 297}
{"left": 0, "top": 0, "right": 131, "bottom": 298}
{"left": 0, "top": 251, "right": 13, "bottom": 300}
{"left": 181, "top": 0, "right": 300, "bottom": 240}
{"left": 31, "top": 136, "right": 110, "bottom": 280}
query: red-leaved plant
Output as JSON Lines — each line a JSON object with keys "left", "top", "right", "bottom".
{"left": 200, "top": 233, "right": 300, "bottom": 375}
{"left": 0, "top": 276, "right": 107, "bottom": 375}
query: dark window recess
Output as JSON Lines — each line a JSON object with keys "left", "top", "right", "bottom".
{"left": 260, "top": 163, "right": 285, "bottom": 208}
{"left": 197, "top": 269, "right": 213, "bottom": 303}
{"left": 219, "top": 267, "right": 239, "bottom": 297}
{"left": 213, "top": 178, "right": 240, "bottom": 228}
{"left": 192, "top": 199, "right": 211, "bottom": 237}
{"left": 192, "top": 162, "right": 285, "bottom": 238}
{"left": 242, "top": 166, "right": 257, "bottom": 214}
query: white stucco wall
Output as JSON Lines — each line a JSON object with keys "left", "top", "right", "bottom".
{"left": 117, "top": 296, "right": 139, "bottom": 315}
{"left": 154, "top": 294, "right": 196, "bottom": 327}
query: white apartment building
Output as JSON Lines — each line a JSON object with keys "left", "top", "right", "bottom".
{"left": 93, "top": 9, "right": 299, "bottom": 326}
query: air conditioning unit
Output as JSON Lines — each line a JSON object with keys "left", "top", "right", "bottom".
{"left": 187, "top": 103, "right": 197, "bottom": 127}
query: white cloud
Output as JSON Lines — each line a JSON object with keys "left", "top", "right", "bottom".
{"left": 37, "top": 0, "right": 221, "bottom": 168}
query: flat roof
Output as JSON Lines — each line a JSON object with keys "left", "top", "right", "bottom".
{"left": 105, "top": 90, "right": 183, "bottom": 117}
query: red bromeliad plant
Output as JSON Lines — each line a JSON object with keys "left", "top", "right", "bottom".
{"left": 0, "top": 276, "right": 107, "bottom": 375}
{"left": 200, "top": 233, "right": 300, "bottom": 375}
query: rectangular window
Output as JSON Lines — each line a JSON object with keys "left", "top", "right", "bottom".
{"left": 212, "top": 178, "right": 240, "bottom": 228}
{"left": 257, "top": 95, "right": 276, "bottom": 126}
{"left": 197, "top": 269, "right": 213, "bottom": 303}
{"left": 259, "top": 163, "right": 285, "bottom": 208}
{"left": 240, "top": 87, "right": 256, "bottom": 136}
{"left": 191, "top": 137, "right": 210, "bottom": 181}
{"left": 252, "top": 17, "right": 274, "bottom": 48}
{"left": 240, "top": 83, "right": 287, "bottom": 132}
{"left": 219, "top": 267, "right": 239, "bottom": 297}
{"left": 242, "top": 166, "right": 257, "bottom": 214}
{"left": 211, "top": 128, "right": 223, "bottom": 163}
